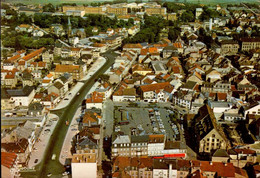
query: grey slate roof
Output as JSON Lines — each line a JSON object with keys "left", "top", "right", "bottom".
{"left": 213, "top": 149, "right": 230, "bottom": 157}
{"left": 6, "top": 86, "right": 34, "bottom": 97}
{"left": 28, "top": 102, "right": 44, "bottom": 112}
{"left": 53, "top": 81, "right": 64, "bottom": 89}
{"left": 131, "top": 135, "right": 149, "bottom": 143}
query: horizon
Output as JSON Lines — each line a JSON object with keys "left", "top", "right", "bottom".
{"left": 3, "top": 0, "right": 260, "bottom": 5}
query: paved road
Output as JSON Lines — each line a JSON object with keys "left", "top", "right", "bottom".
{"left": 103, "top": 99, "right": 114, "bottom": 137}
{"left": 20, "top": 50, "right": 118, "bottom": 178}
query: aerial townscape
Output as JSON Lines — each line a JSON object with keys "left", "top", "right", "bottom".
{"left": 1, "top": 0, "right": 260, "bottom": 177}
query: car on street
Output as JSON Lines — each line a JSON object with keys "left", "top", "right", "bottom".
{"left": 62, "top": 172, "right": 70, "bottom": 176}
{"left": 47, "top": 173, "right": 52, "bottom": 177}
{"left": 77, "top": 92, "right": 80, "bottom": 95}
{"left": 34, "top": 159, "right": 38, "bottom": 163}
{"left": 64, "top": 98, "right": 69, "bottom": 100}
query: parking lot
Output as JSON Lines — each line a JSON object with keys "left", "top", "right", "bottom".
{"left": 114, "top": 106, "right": 180, "bottom": 141}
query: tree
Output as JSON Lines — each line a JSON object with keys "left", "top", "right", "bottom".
{"left": 99, "top": 74, "right": 110, "bottom": 82}
{"left": 43, "top": 3, "right": 55, "bottom": 12}
{"left": 168, "top": 27, "right": 180, "bottom": 42}
{"left": 180, "top": 11, "right": 194, "bottom": 22}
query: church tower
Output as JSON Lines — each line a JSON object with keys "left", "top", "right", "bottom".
{"left": 68, "top": 17, "right": 72, "bottom": 37}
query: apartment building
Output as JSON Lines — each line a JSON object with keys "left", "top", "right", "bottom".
{"left": 106, "top": 7, "right": 127, "bottom": 15}
{"left": 220, "top": 40, "right": 239, "bottom": 55}
{"left": 241, "top": 37, "right": 260, "bottom": 51}
{"left": 145, "top": 7, "right": 166, "bottom": 15}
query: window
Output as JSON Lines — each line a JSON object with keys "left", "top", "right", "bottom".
{"left": 212, "top": 134, "right": 215, "bottom": 138}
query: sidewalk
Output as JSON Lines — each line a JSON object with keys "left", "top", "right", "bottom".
{"left": 59, "top": 80, "right": 102, "bottom": 165}
{"left": 27, "top": 114, "right": 59, "bottom": 169}
{"left": 59, "top": 107, "right": 81, "bottom": 165}
{"left": 53, "top": 57, "right": 106, "bottom": 111}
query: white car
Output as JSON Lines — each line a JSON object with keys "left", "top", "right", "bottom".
{"left": 47, "top": 173, "right": 52, "bottom": 177}
{"left": 62, "top": 172, "right": 69, "bottom": 176}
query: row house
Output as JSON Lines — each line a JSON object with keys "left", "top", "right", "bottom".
{"left": 2, "top": 70, "right": 18, "bottom": 88}
{"left": 95, "top": 82, "right": 113, "bottom": 100}
{"left": 223, "top": 109, "right": 245, "bottom": 123}
{"left": 47, "top": 80, "right": 68, "bottom": 98}
{"left": 4, "top": 86, "right": 35, "bottom": 107}
{"left": 172, "top": 90, "right": 194, "bottom": 110}
{"left": 132, "top": 64, "right": 153, "bottom": 76}
{"left": 86, "top": 91, "right": 104, "bottom": 110}
{"left": 112, "top": 157, "right": 153, "bottom": 178}
{"left": 39, "top": 92, "right": 59, "bottom": 110}
{"left": 19, "top": 47, "right": 45, "bottom": 64}
{"left": 52, "top": 64, "right": 85, "bottom": 80}
{"left": 112, "top": 158, "right": 245, "bottom": 178}
{"left": 27, "top": 61, "right": 47, "bottom": 71}
{"left": 113, "top": 88, "right": 137, "bottom": 102}
{"left": 82, "top": 110, "right": 101, "bottom": 128}
{"left": 139, "top": 82, "right": 174, "bottom": 102}
{"left": 220, "top": 40, "right": 239, "bottom": 55}
{"left": 241, "top": 37, "right": 260, "bottom": 51}
{"left": 103, "top": 35, "right": 123, "bottom": 47}
{"left": 123, "top": 43, "right": 142, "bottom": 54}
{"left": 112, "top": 134, "right": 165, "bottom": 158}
{"left": 201, "top": 82, "right": 232, "bottom": 93}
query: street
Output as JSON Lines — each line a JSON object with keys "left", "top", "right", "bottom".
{"left": 20, "top": 50, "right": 118, "bottom": 178}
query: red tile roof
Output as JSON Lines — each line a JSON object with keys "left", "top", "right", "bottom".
{"left": 171, "top": 65, "right": 182, "bottom": 74}
{"left": 71, "top": 48, "right": 81, "bottom": 51}
{"left": 93, "top": 43, "right": 106, "bottom": 47}
{"left": 55, "top": 65, "right": 80, "bottom": 73}
{"left": 153, "top": 43, "right": 168, "bottom": 48}
{"left": 38, "top": 61, "right": 46, "bottom": 67}
{"left": 140, "top": 48, "right": 148, "bottom": 55}
{"left": 143, "top": 78, "right": 154, "bottom": 84}
{"left": 140, "top": 82, "right": 171, "bottom": 92}
{"left": 86, "top": 91, "right": 104, "bottom": 103}
{"left": 22, "top": 47, "right": 45, "bottom": 61}
{"left": 123, "top": 43, "right": 142, "bottom": 49}
{"left": 217, "top": 93, "right": 227, "bottom": 101}
{"left": 200, "top": 161, "right": 235, "bottom": 177}
{"left": 234, "top": 166, "right": 248, "bottom": 177}
{"left": 173, "top": 42, "right": 182, "bottom": 48}
{"left": 1, "top": 152, "right": 17, "bottom": 168}
{"left": 82, "top": 111, "right": 99, "bottom": 123}
{"left": 7, "top": 54, "right": 21, "bottom": 63}
{"left": 148, "top": 47, "right": 158, "bottom": 54}
{"left": 5, "top": 74, "right": 15, "bottom": 79}
{"left": 234, "top": 148, "right": 256, "bottom": 155}
{"left": 18, "top": 61, "right": 25, "bottom": 65}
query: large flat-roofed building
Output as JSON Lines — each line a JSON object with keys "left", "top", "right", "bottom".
{"left": 106, "top": 7, "right": 127, "bottom": 15}
{"left": 220, "top": 40, "right": 239, "bottom": 55}
{"left": 145, "top": 7, "right": 166, "bottom": 15}
{"left": 62, "top": 6, "right": 104, "bottom": 14}
{"left": 241, "top": 37, "right": 260, "bottom": 51}
{"left": 62, "top": 5, "right": 85, "bottom": 12}
{"left": 85, "top": 6, "right": 104, "bottom": 14}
